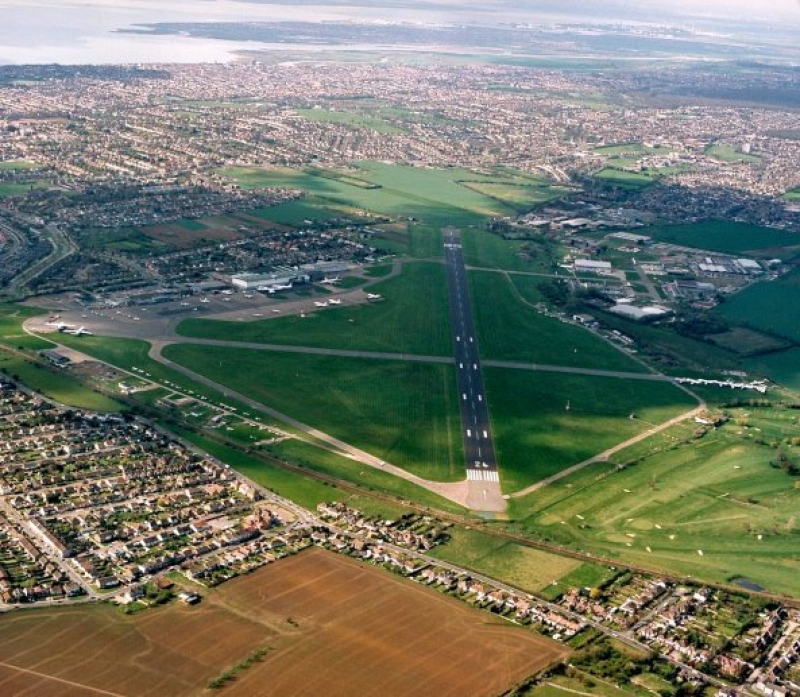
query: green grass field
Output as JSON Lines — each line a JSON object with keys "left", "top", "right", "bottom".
{"left": 0, "top": 304, "right": 54, "bottom": 350}
{"left": 222, "top": 162, "right": 519, "bottom": 227}
{"left": 746, "top": 348, "right": 800, "bottom": 392}
{"left": 0, "top": 160, "right": 39, "bottom": 171}
{"left": 719, "top": 268, "right": 800, "bottom": 344}
{"left": 460, "top": 229, "right": 559, "bottom": 273}
{"left": 592, "top": 169, "right": 655, "bottom": 189}
{"left": 431, "top": 527, "right": 582, "bottom": 593}
{"left": 178, "top": 262, "right": 453, "bottom": 356}
{"left": 508, "top": 406, "right": 800, "bottom": 597}
{"left": 251, "top": 197, "right": 372, "bottom": 226}
{"left": 644, "top": 220, "right": 800, "bottom": 257}
{"left": 469, "top": 272, "right": 645, "bottom": 371}
{"left": 706, "top": 144, "right": 761, "bottom": 164}
{"left": 0, "top": 181, "right": 49, "bottom": 198}
{"left": 0, "top": 352, "right": 122, "bottom": 412}
{"left": 485, "top": 369, "right": 696, "bottom": 492}
{"left": 163, "top": 344, "right": 465, "bottom": 482}
{"left": 296, "top": 108, "right": 403, "bottom": 134}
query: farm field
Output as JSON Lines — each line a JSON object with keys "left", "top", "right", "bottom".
{"left": 718, "top": 267, "right": 800, "bottom": 345}
{"left": 162, "top": 344, "right": 465, "bottom": 482}
{"left": 220, "top": 161, "right": 521, "bottom": 226}
{"left": 643, "top": 220, "right": 800, "bottom": 257}
{"left": 178, "top": 262, "right": 453, "bottom": 356}
{"left": 220, "top": 549, "right": 568, "bottom": 696}
{"left": 507, "top": 407, "right": 800, "bottom": 597}
{"left": 469, "top": 271, "right": 646, "bottom": 371}
{"left": 485, "top": 369, "right": 696, "bottom": 492}
{"left": 0, "top": 549, "right": 565, "bottom": 696}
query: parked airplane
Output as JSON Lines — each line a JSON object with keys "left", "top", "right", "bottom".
{"left": 199, "top": 297, "right": 210, "bottom": 304}
{"left": 328, "top": 299, "right": 342, "bottom": 305}
{"left": 46, "top": 321, "right": 75, "bottom": 331}
{"left": 319, "top": 277, "right": 340, "bottom": 285}
{"left": 314, "top": 301, "right": 329, "bottom": 307}
{"left": 221, "top": 289, "right": 234, "bottom": 295}
{"left": 366, "top": 293, "right": 382, "bottom": 300}
{"left": 66, "top": 326, "right": 93, "bottom": 336}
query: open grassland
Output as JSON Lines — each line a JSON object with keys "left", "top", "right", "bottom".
{"left": 0, "top": 549, "right": 564, "bottom": 696}
{"left": 593, "top": 144, "right": 672, "bottom": 157}
{"left": 251, "top": 196, "right": 373, "bottom": 226}
{"left": 0, "top": 160, "right": 40, "bottom": 170}
{"left": 470, "top": 271, "right": 645, "bottom": 371}
{"left": 485, "top": 369, "right": 696, "bottom": 492}
{"left": 221, "top": 161, "right": 518, "bottom": 226}
{"left": 178, "top": 262, "right": 453, "bottom": 356}
{"left": 508, "top": 407, "right": 800, "bottom": 597}
{"left": 163, "top": 344, "right": 465, "bottom": 482}
{"left": 719, "top": 267, "right": 800, "bottom": 344}
{"left": 644, "top": 220, "right": 800, "bottom": 257}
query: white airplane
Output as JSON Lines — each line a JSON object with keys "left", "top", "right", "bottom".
{"left": 66, "top": 326, "right": 93, "bottom": 336}
{"left": 366, "top": 293, "right": 382, "bottom": 300}
{"left": 328, "top": 299, "right": 342, "bottom": 305}
{"left": 199, "top": 297, "right": 210, "bottom": 304}
{"left": 180, "top": 302, "right": 189, "bottom": 307}
{"left": 46, "top": 321, "right": 75, "bottom": 331}
{"left": 243, "top": 293, "right": 254, "bottom": 299}
{"left": 319, "top": 277, "right": 340, "bottom": 285}
{"left": 271, "top": 309, "right": 281, "bottom": 314}
{"left": 221, "top": 289, "right": 234, "bottom": 295}
{"left": 314, "top": 301, "right": 329, "bottom": 308}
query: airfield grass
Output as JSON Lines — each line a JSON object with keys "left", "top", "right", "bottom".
{"left": 485, "top": 369, "right": 696, "bottom": 493}
{"left": 178, "top": 261, "right": 453, "bottom": 356}
{"left": 263, "top": 438, "right": 467, "bottom": 514}
{"left": 222, "top": 161, "right": 518, "bottom": 226}
{"left": 719, "top": 267, "right": 800, "bottom": 344}
{"left": 507, "top": 406, "right": 800, "bottom": 597}
{"left": 644, "top": 220, "right": 800, "bottom": 257}
{"left": 54, "top": 334, "right": 282, "bottom": 429}
{"left": 470, "top": 271, "right": 645, "bottom": 371}
{"left": 0, "top": 303, "right": 54, "bottom": 350}
{"left": 163, "top": 344, "right": 465, "bottom": 483}
{"left": 746, "top": 348, "right": 800, "bottom": 393}
{"left": 593, "top": 143, "right": 670, "bottom": 157}
{"left": 461, "top": 229, "right": 560, "bottom": 273}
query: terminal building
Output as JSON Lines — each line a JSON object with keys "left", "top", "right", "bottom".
{"left": 231, "top": 267, "right": 309, "bottom": 290}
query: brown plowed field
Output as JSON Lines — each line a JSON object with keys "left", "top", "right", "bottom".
{"left": 0, "top": 549, "right": 566, "bottom": 696}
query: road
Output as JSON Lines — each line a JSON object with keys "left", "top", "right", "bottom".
{"left": 443, "top": 227, "right": 504, "bottom": 512}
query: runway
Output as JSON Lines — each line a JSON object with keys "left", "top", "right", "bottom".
{"left": 443, "top": 227, "right": 502, "bottom": 509}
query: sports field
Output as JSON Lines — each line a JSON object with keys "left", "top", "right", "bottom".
{"left": 178, "top": 261, "right": 453, "bottom": 356}
{"left": 0, "top": 549, "right": 565, "bottom": 696}
{"left": 163, "top": 344, "right": 465, "bottom": 482}
{"left": 510, "top": 406, "right": 800, "bottom": 597}
{"left": 485, "top": 369, "right": 696, "bottom": 492}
